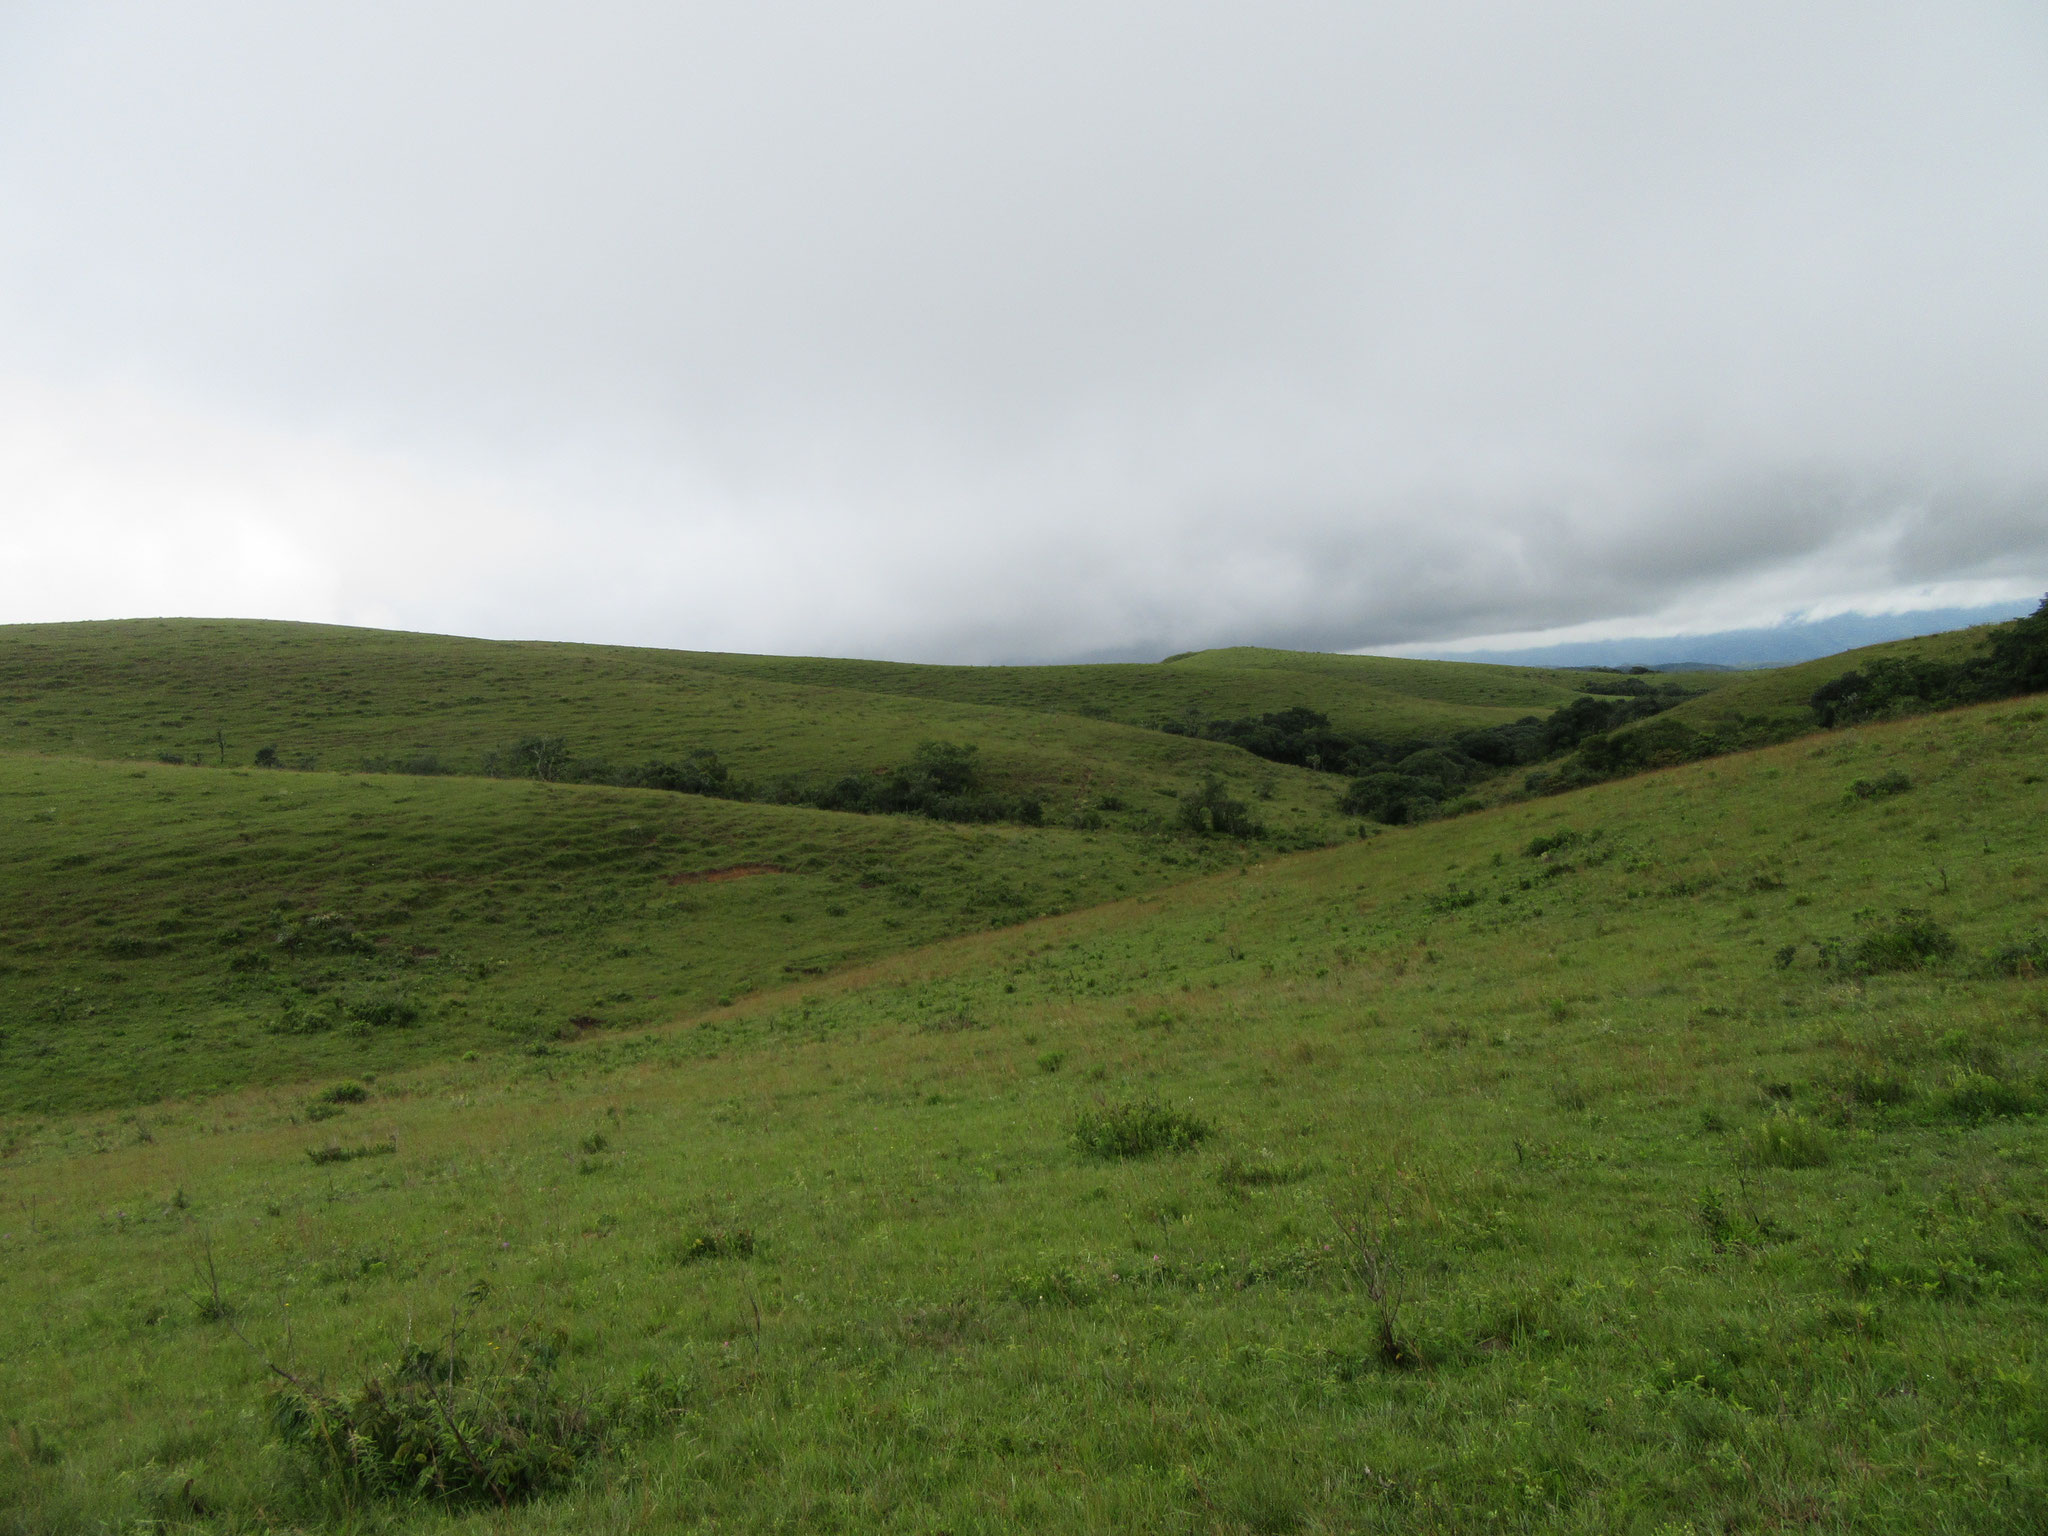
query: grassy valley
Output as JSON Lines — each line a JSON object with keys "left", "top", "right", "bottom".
{"left": 1, "top": 619, "right": 2045, "bottom": 1534}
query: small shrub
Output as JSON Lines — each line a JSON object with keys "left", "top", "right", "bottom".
{"left": 319, "top": 1081, "right": 370, "bottom": 1105}
{"left": 578, "top": 1131, "right": 609, "bottom": 1155}
{"left": 1423, "top": 886, "right": 1479, "bottom": 914}
{"left": 1934, "top": 1069, "right": 2038, "bottom": 1123}
{"left": 1988, "top": 932, "right": 2048, "bottom": 978}
{"left": 349, "top": 993, "right": 420, "bottom": 1030}
{"left": 660, "top": 1226, "right": 755, "bottom": 1265}
{"left": 1845, "top": 912, "right": 1958, "bottom": 974}
{"left": 1524, "top": 829, "right": 1585, "bottom": 858}
{"left": 1846, "top": 769, "right": 1913, "bottom": 801}
{"left": 304, "top": 1102, "right": 344, "bottom": 1123}
{"left": 1552, "top": 1076, "right": 1592, "bottom": 1112}
{"left": 1036, "top": 1051, "right": 1067, "bottom": 1074}
{"left": 1737, "top": 1113, "right": 1830, "bottom": 1169}
{"left": 1844, "top": 1068, "right": 1912, "bottom": 1107}
{"left": 1177, "top": 776, "right": 1262, "bottom": 838}
{"left": 274, "top": 911, "right": 376, "bottom": 957}
{"left": 1214, "top": 1152, "right": 1311, "bottom": 1190}
{"left": 268, "top": 1332, "right": 597, "bottom": 1507}
{"left": 307, "top": 1139, "right": 397, "bottom": 1166}
{"left": 1070, "top": 1096, "right": 1212, "bottom": 1160}
{"left": 1008, "top": 1261, "right": 1094, "bottom": 1307}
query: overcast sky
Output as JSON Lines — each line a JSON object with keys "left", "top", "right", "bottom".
{"left": 2, "top": 2, "right": 2044, "bottom": 663}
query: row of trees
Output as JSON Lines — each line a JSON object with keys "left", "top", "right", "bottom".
{"left": 482, "top": 738, "right": 1048, "bottom": 826}
{"left": 1809, "top": 596, "right": 2048, "bottom": 726}
{"left": 1163, "top": 683, "right": 1699, "bottom": 826}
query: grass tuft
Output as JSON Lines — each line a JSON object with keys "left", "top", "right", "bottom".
{"left": 1070, "top": 1097, "right": 1213, "bottom": 1160}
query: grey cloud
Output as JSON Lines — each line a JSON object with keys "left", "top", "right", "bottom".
{"left": 2, "top": 2, "right": 2045, "bottom": 660}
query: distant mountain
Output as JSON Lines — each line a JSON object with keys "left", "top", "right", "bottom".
{"left": 1398, "top": 601, "right": 2037, "bottom": 671}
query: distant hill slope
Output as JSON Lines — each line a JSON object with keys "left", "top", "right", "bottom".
{"left": 672, "top": 640, "right": 1695, "bottom": 736}
{"left": 0, "top": 619, "right": 1365, "bottom": 843}
{"left": 0, "top": 751, "right": 1252, "bottom": 1115}
{"left": 0, "top": 619, "right": 1733, "bottom": 848}
{"left": 1617, "top": 623, "right": 2003, "bottom": 742}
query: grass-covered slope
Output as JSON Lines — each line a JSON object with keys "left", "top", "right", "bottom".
{"left": 0, "top": 620, "right": 1377, "bottom": 842}
{"left": 1618, "top": 623, "right": 2001, "bottom": 742}
{"left": 0, "top": 618, "right": 1692, "bottom": 791}
{"left": 0, "top": 753, "right": 1256, "bottom": 1116}
{"left": 5, "top": 696, "right": 2045, "bottom": 1532}
{"left": 669, "top": 642, "right": 1689, "bottom": 737}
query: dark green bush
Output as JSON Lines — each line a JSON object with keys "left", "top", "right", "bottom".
{"left": 269, "top": 1331, "right": 597, "bottom": 1507}
{"left": 661, "top": 1226, "right": 755, "bottom": 1265}
{"left": 1340, "top": 771, "right": 1436, "bottom": 825}
{"left": 1846, "top": 769, "right": 1912, "bottom": 801}
{"left": 1933, "top": 1070, "right": 2039, "bottom": 1123}
{"left": 1988, "top": 933, "right": 2048, "bottom": 978}
{"left": 1070, "top": 1096, "right": 1212, "bottom": 1159}
{"left": 349, "top": 993, "right": 419, "bottom": 1029}
{"left": 318, "top": 1081, "right": 369, "bottom": 1105}
{"left": 1177, "top": 776, "right": 1261, "bottom": 837}
{"left": 1810, "top": 595, "right": 2048, "bottom": 726}
{"left": 274, "top": 912, "right": 376, "bottom": 957}
{"left": 307, "top": 1138, "right": 396, "bottom": 1166}
{"left": 1843, "top": 912, "right": 1959, "bottom": 974}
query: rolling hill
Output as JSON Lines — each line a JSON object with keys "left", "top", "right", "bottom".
{"left": 1, "top": 616, "right": 2043, "bottom": 1533}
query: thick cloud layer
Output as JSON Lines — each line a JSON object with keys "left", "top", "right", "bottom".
{"left": 2, "top": 2, "right": 2045, "bottom": 660}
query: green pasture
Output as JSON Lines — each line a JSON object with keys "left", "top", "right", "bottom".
{"left": 0, "top": 753, "right": 1262, "bottom": 1116}
{"left": 4, "top": 695, "right": 2045, "bottom": 1533}
{"left": 1619, "top": 624, "right": 2003, "bottom": 744}
{"left": 0, "top": 620, "right": 1383, "bottom": 843}
{"left": 663, "top": 641, "right": 1677, "bottom": 736}
{"left": 0, "top": 619, "right": 1685, "bottom": 787}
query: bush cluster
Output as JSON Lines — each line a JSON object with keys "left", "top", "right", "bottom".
{"left": 269, "top": 1332, "right": 597, "bottom": 1508}
{"left": 1809, "top": 595, "right": 2048, "bottom": 726}
{"left": 1163, "top": 686, "right": 1697, "bottom": 825}
{"left": 481, "top": 738, "right": 1046, "bottom": 827}
{"left": 1070, "top": 1096, "right": 1213, "bottom": 1159}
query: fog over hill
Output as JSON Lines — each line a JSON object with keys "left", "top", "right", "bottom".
{"left": 1377, "top": 599, "right": 2040, "bottom": 671}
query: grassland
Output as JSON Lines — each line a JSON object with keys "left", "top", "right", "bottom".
{"left": 0, "top": 754, "right": 1263, "bottom": 1116}
{"left": 4, "top": 681, "right": 2045, "bottom": 1532}
{"left": 666, "top": 642, "right": 1700, "bottom": 737}
{"left": 1615, "top": 624, "right": 2002, "bottom": 743}
{"left": 0, "top": 620, "right": 1696, "bottom": 815}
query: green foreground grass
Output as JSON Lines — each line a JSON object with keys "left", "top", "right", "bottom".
{"left": 4, "top": 698, "right": 2046, "bottom": 1532}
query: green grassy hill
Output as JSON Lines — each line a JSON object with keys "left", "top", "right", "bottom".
{"left": 0, "top": 753, "right": 1265, "bottom": 1117}
{"left": 5, "top": 686, "right": 2044, "bottom": 1532}
{"left": 668, "top": 641, "right": 1696, "bottom": 737}
{"left": 0, "top": 619, "right": 1698, "bottom": 813}
{"left": 1617, "top": 623, "right": 2000, "bottom": 742}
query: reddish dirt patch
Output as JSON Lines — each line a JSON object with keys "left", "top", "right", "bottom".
{"left": 667, "top": 864, "right": 787, "bottom": 885}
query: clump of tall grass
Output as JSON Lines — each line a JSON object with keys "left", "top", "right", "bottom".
{"left": 1070, "top": 1096, "right": 1212, "bottom": 1160}
{"left": 1737, "top": 1113, "right": 1831, "bottom": 1169}
{"left": 268, "top": 1330, "right": 598, "bottom": 1508}
{"left": 660, "top": 1226, "right": 755, "bottom": 1265}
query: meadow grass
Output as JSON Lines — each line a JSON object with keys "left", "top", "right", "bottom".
{"left": 1619, "top": 624, "right": 2003, "bottom": 744}
{"left": 3, "top": 695, "right": 2044, "bottom": 1532}
{"left": 0, "top": 753, "right": 1260, "bottom": 1115}
{"left": 0, "top": 621, "right": 1695, "bottom": 833}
